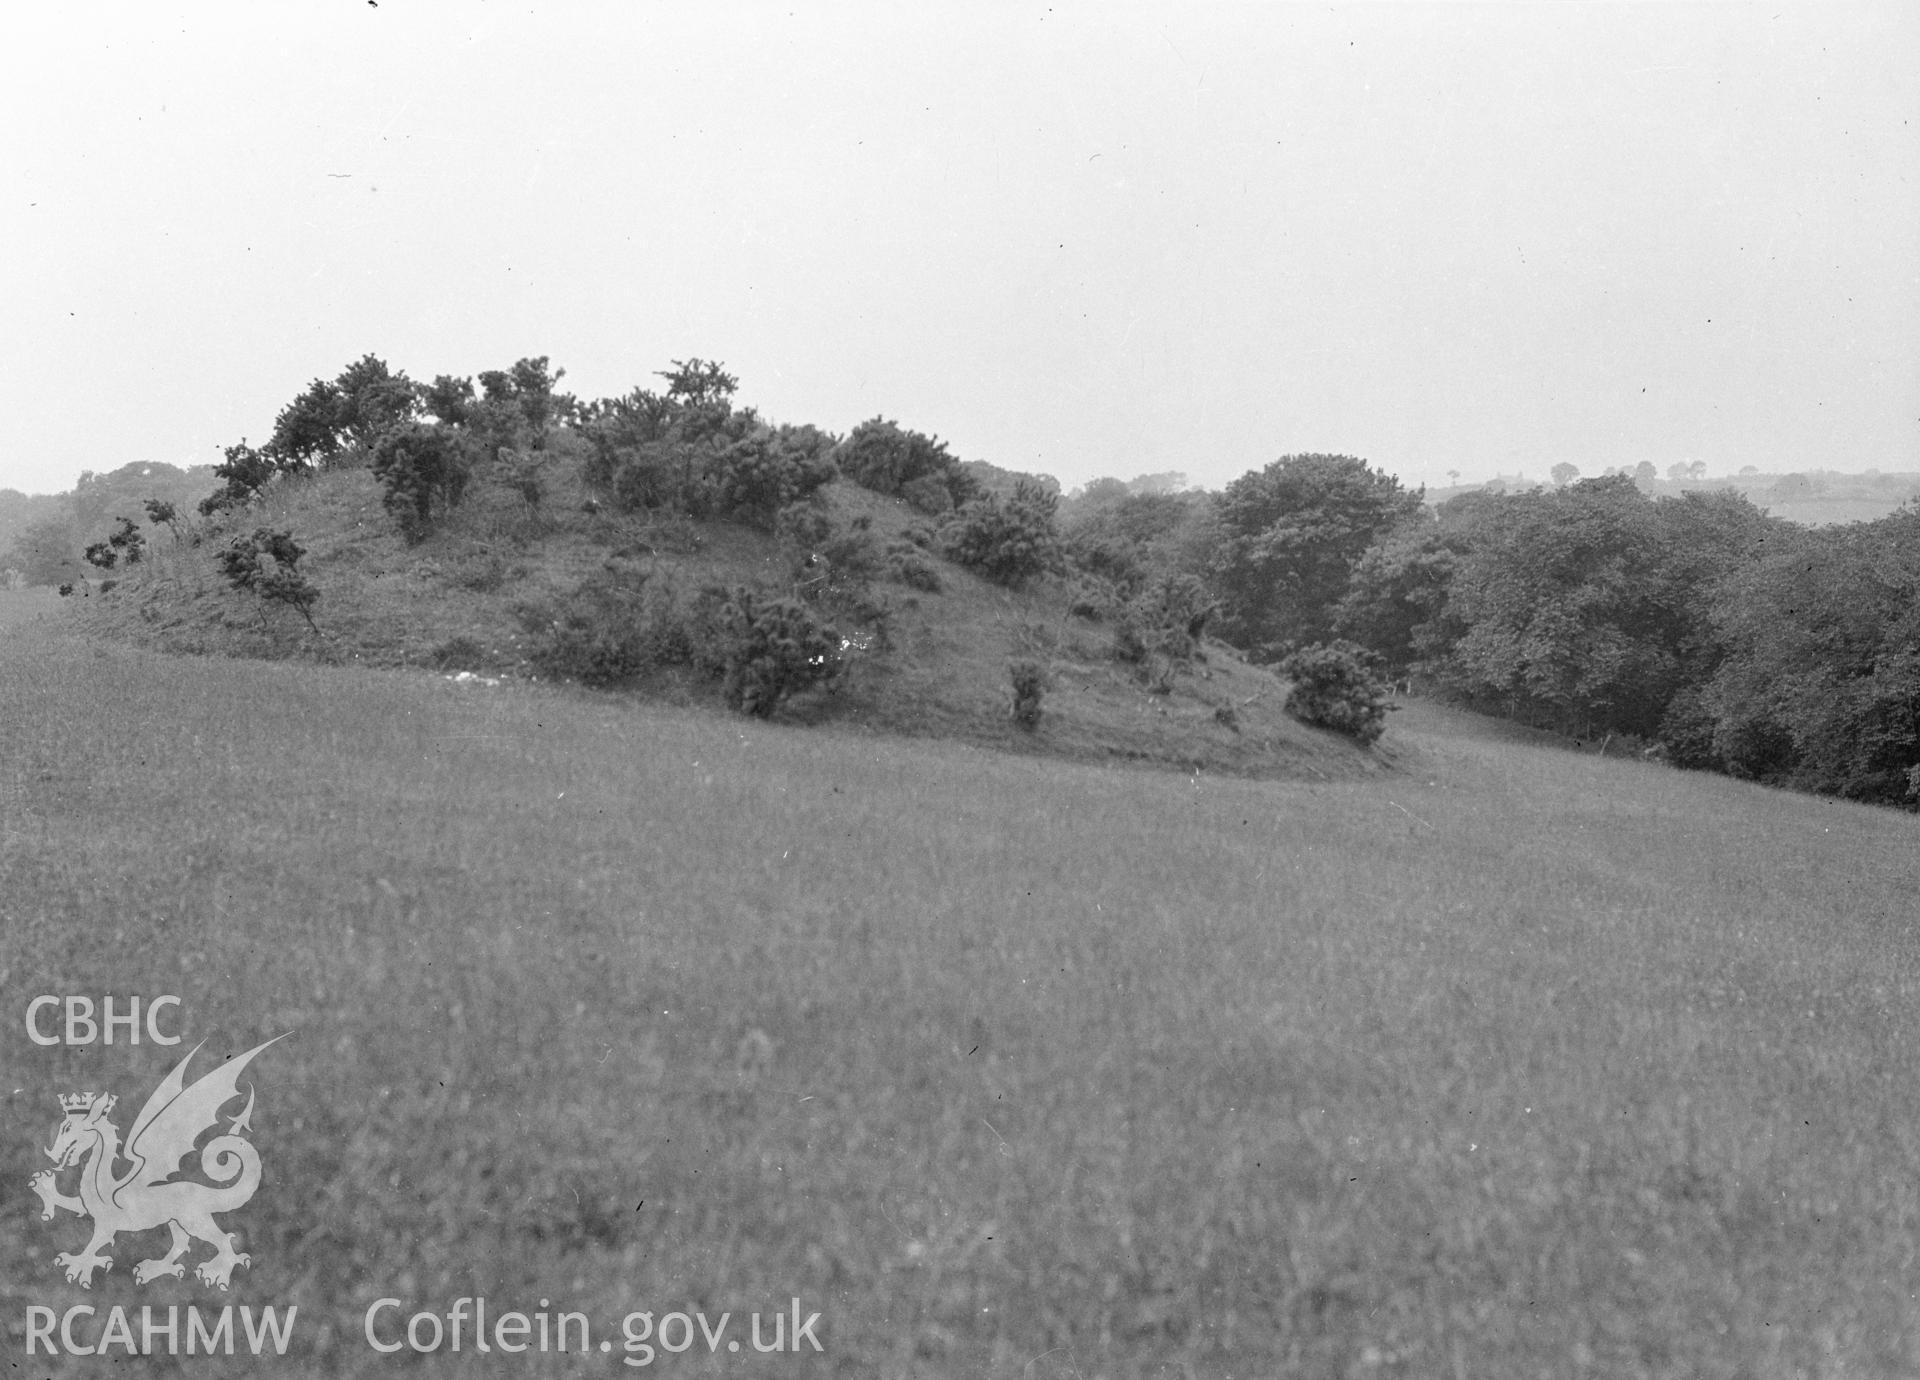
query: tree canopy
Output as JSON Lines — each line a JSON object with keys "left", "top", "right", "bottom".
{"left": 1210, "top": 453, "right": 1425, "bottom": 653}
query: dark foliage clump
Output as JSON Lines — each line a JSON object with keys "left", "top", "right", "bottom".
{"left": 817, "top": 516, "right": 883, "bottom": 584}
{"left": 1111, "top": 572, "right": 1216, "bottom": 692}
{"left": 886, "top": 541, "right": 944, "bottom": 593}
{"left": 1279, "top": 641, "right": 1390, "bottom": 746}
{"left": 107, "top": 516, "right": 145, "bottom": 565}
{"left": 217, "top": 528, "right": 322, "bottom": 635}
{"left": 198, "top": 440, "right": 289, "bottom": 516}
{"left": 1009, "top": 659, "right": 1046, "bottom": 730}
{"left": 84, "top": 516, "right": 146, "bottom": 571}
{"left": 707, "top": 426, "right": 838, "bottom": 529}
{"left": 833, "top": 419, "right": 981, "bottom": 513}
{"left": 269, "top": 354, "right": 419, "bottom": 466}
{"left": 143, "top": 498, "right": 180, "bottom": 541}
{"left": 521, "top": 571, "right": 723, "bottom": 689}
{"left": 773, "top": 502, "right": 835, "bottom": 551}
{"left": 371, "top": 423, "right": 474, "bottom": 542}
{"left": 940, "top": 479, "right": 1062, "bottom": 588}
{"left": 579, "top": 359, "right": 763, "bottom": 518}
{"left": 719, "top": 589, "right": 844, "bottom": 717}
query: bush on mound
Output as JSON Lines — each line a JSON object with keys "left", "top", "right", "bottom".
{"left": 834, "top": 418, "right": 980, "bottom": 514}
{"left": 720, "top": 589, "right": 844, "bottom": 717}
{"left": 940, "top": 479, "right": 1062, "bottom": 588}
{"left": 1280, "top": 641, "right": 1390, "bottom": 746}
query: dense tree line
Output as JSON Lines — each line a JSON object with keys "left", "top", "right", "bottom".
{"left": 1059, "top": 458, "right": 1917, "bottom": 808}
{"left": 1339, "top": 480, "right": 1915, "bottom": 807}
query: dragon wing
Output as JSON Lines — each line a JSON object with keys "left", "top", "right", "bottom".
{"left": 121, "top": 1035, "right": 288, "bottom": 1191}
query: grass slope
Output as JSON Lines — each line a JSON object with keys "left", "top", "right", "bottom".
{"left": 64, "top": 458, "right": 1379, "bottom": 785}
{"left": 3, "top": 613, "right": 1917, "bottom": 1376}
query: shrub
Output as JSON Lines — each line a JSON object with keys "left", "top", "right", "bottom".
{"left": 371, "top": 423, "right": 474, "bottom": 542}
{"left": 493, "top": 447, "right": 546, "bottom": 512}
{"left": 834, "top": 418, "right": 979, "bottom": 511}
{"left": 143, "top": 498, "right": 180, "bottom": 541}
{"left": 900, "top": 474, "right": 954, "bottom": 516}
{"left": 83, "top": 516, "right": 146, "bottom": 571}
{"left": 1009, "top": 659, "right": 1046, "bottom": 730}
{"left": 1110, "top": 573, "right": 1215, "bottom": 692}
{"left": 819, "top": 517, "right": 882, "bottom": 582}
{"left": 887, "top": 544, "right": 944, "bottom": 593}
{"left": 719, "top": 589, "right": 844, "bottom": 717}
{"left": 603, "top": 442, "right": 680, "bottom": 514}
{"left": 198, "top": 440, "right": 286, "bottom": 515}
{"left": 474, "top": 356, "right": 567, "bottom": 450}
{"left": 773, "top": 502, "right": 835, "bottom": 551}
{"left": 1067, "top": 575, "right": 1119, "bottom": 622}
{"left": 520, "top": 569, "right": 714, "bottom": 688}
{"left": 940, "top": 479, "right": 1062, "bottom": 587}
{"left": 217, "top": 528, "right": 322, "bottom": 635}
{"left": 707, "top": 426, "right": 837, "bottom": 529}
{"left": 783, "top": 512, "right": 885, "bottom": 608}
{"left": 1115, "top": 573, "right": 1213, "bottom": 659}
{"left": 1279, "top": 641, "right": 1390, "bottom": 745}
{"left": 107, "top": 516, "right": 145, "bottom": 566}
{"left": 579, "top": 360, "right": 764, "bottom": 516}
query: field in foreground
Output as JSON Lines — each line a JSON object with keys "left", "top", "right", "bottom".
{"left": 3, "top": 605, "right": 1918, "bottom": 1377}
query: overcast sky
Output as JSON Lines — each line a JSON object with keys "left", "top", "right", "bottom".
{"left": 4, "top": 3, "right": 1915, "bottom": 498}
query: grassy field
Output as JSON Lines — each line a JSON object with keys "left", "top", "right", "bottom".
{"left": 4, "top": 598, "right": 1918, "bottom": 1376}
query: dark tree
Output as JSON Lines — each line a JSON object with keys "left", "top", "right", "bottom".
{"left": 1698, "top": 504, "right": 1920, "bottom": 804}
{"left": 1209, "top": 453, "right": 1425, "bottom": 654}
{"left": 199, "top": 440, "right": 286, "bottom": 515}
{"left": 370, "top": 423, "right": 473, "bottom": 542}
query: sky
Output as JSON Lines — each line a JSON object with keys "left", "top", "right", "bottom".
{"left": 3, "top": 3, "right": 1916, "bottom": 498}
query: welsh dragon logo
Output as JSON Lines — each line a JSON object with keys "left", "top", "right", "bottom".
{"left": 30, "top": 1035, "right": 286, "bottom": 1290}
